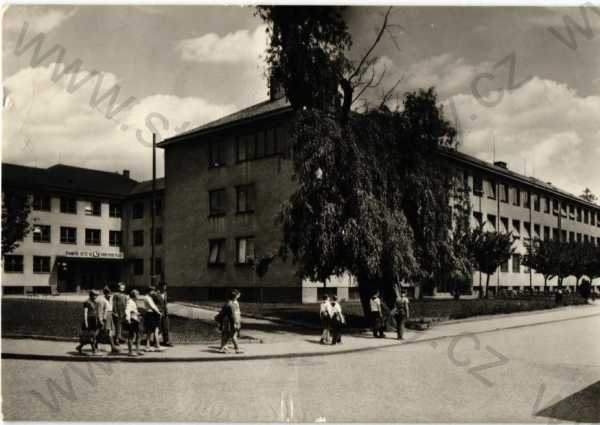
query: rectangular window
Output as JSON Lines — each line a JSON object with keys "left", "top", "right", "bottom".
{"left": 155, "top": 228, "right": 163, "bottom": 245}
{"left": 236, "top": 135, "right": 247, "bottom": 162}
{"left": 133, "top": 259, "right": 144, "bottom": 275}
{"left": 500, "top": 217, "right": 509, "bottom": 234}
{"left": 533, "top": 194, "right": 540, "bottom": 212}
{"left": 133, "top": 230, "right": 144, "bottom": 247}
{"left": 4, "top": 255, "right": 24, "bottom": 273}
{"left": 523, "top": 191, "right": 530, "bottom": 208}
{"left": 256, "top": 131, "right": 265, "bottom": 158}
{"left": 552, "top": 199, "right": 559, "bottom": 216}
{"left": 543, "top": 226, "right": 550, "bottom": 241}
{"left": 500, "top": 184, "right": 508, "bottom": 203}
{"left": 512, "top": 254, "right": 521, "bottom": 273}
{"left": 60, "top": 197, "right": 77, "bottom": 214}
{"left": 597, "top": 212, "right": 600, "bottom": 227}
{"left": 208, "top": 239, "right": 226, "bottom": 266}
{"left": 462, "top": 171, "right": 470, "bottom": 192}
{"left": 561, "top": 203, "right": 567, "bottom": 218}
{"left": 577, "top": 233, "right": 582, "bottom": 243}
{"left": 484, "top": 180, "right": 496, "bottom": 199}
{"left": 584, "top": 209, "right": 589, "bottom": 224}
{"left": 512, "top": 188, "right": 521, "bottom": 206}
{"left": 32, "top": 194, "right": 51, "bottom": 211}
{"left": 542, "top": 196, "right": 550, "bottom": 214}
{"left": 236, "top": 237, "right": 255, "bottom": 265}
{"left": 132, "top": 202, "right": 144, "bottom": 219}
{"left": 266, "top": 127, "right": 277, "bottom": 156}
{"left": 584, "top": 234, "right": 589, "bottom": 243}
{"left": 109, "top": 203, "right": 122, "bottom": 218}
{"left": 569, "top": 231, "right": 575, "bottom": 242}
{"left": 533, "top": 224, "right": 541, "bottom": 240}
{"left": 33, "top": 256, "right": 51, "bottom": 273}
{"left": 209, "top": 189, "right": 227, "bottom": 217}
{"left": 236, "top": 184, "right": 256, "bottom": 214}
{"left": 512, "top": 219, "right": 520, "bottom": 238}
{"left": 88, "top": 200, "right": 101, "bottom": 216}
{"left": 153, "top": 257, "right": 162, "bottom": 275}
{"left": 486, "top": 214, "right": 497, "bottom": 231}
{"left": 569, "top": 205, "right": 575, "bottom": 220}
{"left": 85, "top": 228, "right": 101, "bottom": 246}
{"left": 592, "top": 212, "right": 596, "bottom": 226}
{"left": 109, "top": 230, "right": 122, "bottom": 247}
{"left": 473, "top": 175, "right": 483, "bottom": 196}
{"left": 561, "top": 230, "right": 567, "bottom": 242}
{"left": 208, "top": 140, "right": 226, "bottom": 167}
{"left": 500, "top": 260, "right": 509, "bottom": 273}
{"left": 523, "top": 222, "right": 531, "bottom": 240}
{"left": 60, "top": 226, "right": 77, "bottom": 244}
{"left": 552, "top": 228, "right": 559, "bottom": 241}
{"left": 473, "top": 211, "right": 483, "bottom": 227}
{"left": 577, "top": 207, "right": 582, "bottom": 222}
{"left": 33, "top": 225, "right": 51, "bottom": 243}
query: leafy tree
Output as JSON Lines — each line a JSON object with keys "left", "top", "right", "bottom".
{"left": 583, "top": 244, "right": 600, "bottom": 284}
{"left": 580, "top": 188, "right": 597, "bottom": 204}
{"left": 554, "top": 241, "right": 574, "bottom": 288}
{"left": 524, "top": 239, "right": 559, "bottom": 291}
{"left": 570, "top": 242, "right": 597, "bottom": 288}
{"left": 466, "top": 226, "right": 514, "bottom": 298}
{"left": 2, "top": 191, "right": 31, "bottom": 256}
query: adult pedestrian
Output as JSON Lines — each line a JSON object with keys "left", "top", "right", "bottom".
{"left": 330, "top": 295, "right": 345, "bottom": 345}
{"left": 394, "top": 290, "right": 410, "bottom": 340}
{"left": 112, "top": 282, "right": 128, "bottom": 345}
{"left": 369, "top": 292, "right": 385, "bottom": 338}
{"left": 76, "top": 290, "right": 100, "bottom": 355}
{"left": 215, "top": 289, "right": 243, "bottom": 354}
{"left": 319, "top": 294, "right": 332, "bottom": 344}
{"left": 143, "top": 286, "right": 163, "bottom": 352}
{"left": 125, "top": 289, "right": 143, "bottom": 356}
{"left": 158, "top": 283, "right": 173, "bottom": 347}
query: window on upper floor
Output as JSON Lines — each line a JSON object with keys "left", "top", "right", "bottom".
{"left": 236, "top": 236, "right": 255, "bottom": 265}
{"left": 569, "top": 205, "right": 575, "bottom": 220}
{"left": 592, "top": 212, "right": 596, "bottom": 226}
{"left": 109, "top": 230, "right": 122, "bottom": 247}
{"left": 236, "top": 184, "right": 256, "bottom": 214}
{"left": 208, "top": 140, "right": 227, "bottom": 168}
{"left": 473, "top": 211, "right": 483, "bottom": 227}
{"left": 155, "top": 228, "right": 163, "bottom": 245}
{"left": 4, "top": 255, "right": 23, "bottom": 273}
{"left": 584, "top": 209, "right": 589, "bottom": 224}
{"left": 133, "top": 230, "right": 144, "bottom": 247}
{"left": 542, "top": 196, "right": 550, "bottom": 214}
{"left": 208, "top": 239, "right": 226, "bottom": 266}
{"left": 209, "top": 189, "right": 227, "bottom": 217}
{"left": 87, "top": 200, "right": 101, "bottom": 216}
{"left": 85, "top": 228, "right": 101, "bottom": 246}
{"left": 533, "top": 224, "right": 541, "bottom": 240}
{"left": 569, "top": 231, "right": 575, "bottom": 242}
{"left": 533, "top": 194, "right": 540, "bottom": 211}
{"left": 33, "top": 225, "right": 51, "bottom": 243}
{"left": 154, "top": 199, "right": 162, "bottom": 217}
{"left": 523, "top": 191, "right": 530, "bottom": 208}
{"left": 60, "top": 226, "right": 77, "bottom": 244}
{"left": 473, "top": 175, "right": 483, "bottom": 196}
{"left": 552, "top": 199, "right": 559, "bottom": 216}
{"left": 500, "top": 217, "right": 509, "bottom": 234}
{"left": 584, "top": 234, "right": 589, "bottom": 243}
{"left": 236, "top": 127, "right": 281, "bottom": 163}
{"left": 486, "top": 214, "right": 497, "bottom": 232}
{"left": 32, "top": 194, "right": 51, "bottom": 211}
{"left": 512, "top": 187, "right": 521, "bottom": 206}
{"left": 512, "top": 219, "right": 521, "bottom": 238}
{"left": 523, "top": 222, "right": 531, "bottom": 240}
{"left": 60, "top": 197, "right": 77, "bottom": 214}
{"left": 512, "top": 254, "right": 521, "bottom": 273}
{"left": 132, "top": 202, "right": 144, "bottom": 219}
{"left": 484, "top": 179, "right": 496, "bottom": 199}
{"left": 543, "top": 226, "right": 550, "bottom": 241}
{"left": 552, "top": 228, "right": 559, "bottom": 241}
{"left": 577, "top": 207, "right": 582, "bottom": 222}
{"left": 577, "top": 233, "right": 582, "bottom": 243}
{"left": 500, "top": 184, "right": 509, "bottom": 203}
{"left": 561, "top": 230, "right": 567, "bottom": 242}
{"left": 109, "top": 203, "right": 122, "bottom": 218}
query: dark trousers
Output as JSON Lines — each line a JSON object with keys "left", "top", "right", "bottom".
{"left": 395, "top": 315, "right": 406, "bottom": 339}
{"left": 331, "top": 321, "right": 342, "bottom": 344}
{"left": 371, "top": 312, "right": 385, "bottom": 337}
{"left": 161, "top": 314, "right": 170, "bottom": 343}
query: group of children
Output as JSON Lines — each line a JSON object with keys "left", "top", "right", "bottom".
{"left": 319, "top": 294, "right": 345, "bottom": 344}
{"left": 76, "top": 283, "right": 173, "bottom": 356}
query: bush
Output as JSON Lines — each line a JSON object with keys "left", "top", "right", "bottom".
{"left": 578, "top": 281, "right": 592, "bottom": 300}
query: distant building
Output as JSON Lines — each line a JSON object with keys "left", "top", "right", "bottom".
{"left": 159, "top": 95, "right": 600, "bottom": 302}
{"left": 1, "top": 163, "right": 164, "bottom": 294}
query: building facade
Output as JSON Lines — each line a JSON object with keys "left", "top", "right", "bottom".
{"left": 159, "top": 96, "right": 600, "bottom": 302}
{"left": 1, "top": 164, "right": 164, "bottom": 294}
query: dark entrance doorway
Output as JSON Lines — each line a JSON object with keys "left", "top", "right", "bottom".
{"left": 56, "top": 257, "right": 124, "bottom": 292}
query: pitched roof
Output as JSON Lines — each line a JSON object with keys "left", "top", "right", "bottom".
{"left": 2, "top": 163, "right": 138, "bottom": 199}
{"left": 128, "top": 177, "right": 165, "bottom": 196}
{"left": 158, "top": 97, "right": 292, "bottom": 147}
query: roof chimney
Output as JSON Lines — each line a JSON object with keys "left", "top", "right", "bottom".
{"left": 122, "top": 169, "right": 130, "bottom": 179}
{"left": 269, "top": 74, "right": 285, "bottom": 101}
{"left": 494, "top": 161, "right": 508, "bottom": 170}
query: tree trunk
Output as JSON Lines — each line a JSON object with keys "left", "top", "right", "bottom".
{"left": 485, "top": 273, "right": 490, "bottom": 298}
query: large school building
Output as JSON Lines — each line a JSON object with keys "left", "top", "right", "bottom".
{"left": 157, "top": 93, "right": 600, "bottom": 301}
{"left": 3, "top": 96, "right": 600, "bottom": 300}
{"left": 1, "top": 163, "right": 164, "bottom": 294}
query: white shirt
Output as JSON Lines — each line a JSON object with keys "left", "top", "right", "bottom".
{"left": 320, "top": 301, "right": 333, "bottom": 317}
{"left": 125, "top": 298, "right": 140, "bottom": 322}
{"left": 370, "top": 297, "right": 381, "bottom": 313}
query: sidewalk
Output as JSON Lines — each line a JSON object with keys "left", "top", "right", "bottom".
{"left": 3, "top": 303, "right": 599, "bottom": 362}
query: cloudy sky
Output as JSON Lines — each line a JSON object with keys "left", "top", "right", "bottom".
{"left": 2, "top": 5, "right": 600, "bottom": 196}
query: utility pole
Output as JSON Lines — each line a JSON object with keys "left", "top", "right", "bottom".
{"left": 151, "top": 133, "right": 156, "bottom": 287}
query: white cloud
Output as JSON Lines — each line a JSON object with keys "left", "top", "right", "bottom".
{"left": 3, "top": 64, "right": 236, "bottom": 180}
{"left": 3, "top": 6, "right": 76, "bottom": 34}
{"left": 177, "top": 24, "right": 268, "bottom": 64}
{"left": 447, "top": 77, "right": 600, "bottom": 196}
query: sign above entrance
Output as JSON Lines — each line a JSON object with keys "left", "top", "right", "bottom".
{"left": 64, "top": 250, "right": 124, "bottom": 259}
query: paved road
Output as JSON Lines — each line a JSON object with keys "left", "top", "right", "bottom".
{"left": 3, "top": 314, "right": 599, "bottom": 422}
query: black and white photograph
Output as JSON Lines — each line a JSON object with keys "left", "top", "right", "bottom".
{"left": 1, "top": 3, "right": 600, "bottom": 422}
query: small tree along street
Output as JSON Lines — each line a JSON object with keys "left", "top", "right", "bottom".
{"left": 2, "top": 191, "right": 31, "bottom": 257}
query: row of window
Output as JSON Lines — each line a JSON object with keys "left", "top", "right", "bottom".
{"left": 468, "top": 175, "right": 600, "bottom": 227}
{"left": 208, "top": 184, "right": 256, "bottom": 217}
{"left": 31, "top": 194, "right": 163, "bottom": 220}
{"left": 32, "top": 195, "right": 123, "bottom": 217}
{"left": 4, "top": 255, "right": 51, "bottom": 273}
{"left": 208, "top": 126, "right": 283, "bottom": 168}
{"left": 132, "top": 229, "right": 163, "bottom": 247}
{"left": 208, "top": 237, "right": 255, "bottom": 266}
{"left": 473, "top": 212, "right": 600, "bottom": 245}
{"left": 30, "top": 225, "right": 122, "bottom": 247}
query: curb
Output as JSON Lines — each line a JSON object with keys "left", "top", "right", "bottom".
{"left": 4, "top": 310, "right": 599, "bottom": 363}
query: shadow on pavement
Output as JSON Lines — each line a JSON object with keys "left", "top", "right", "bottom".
{"left": 535, "top": 381, "right": 600, "bottom": 422}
